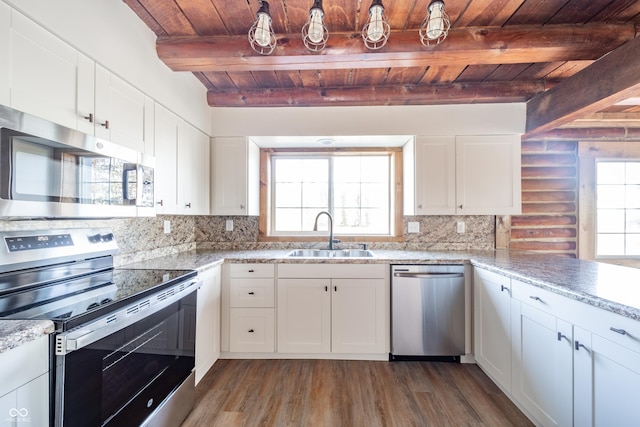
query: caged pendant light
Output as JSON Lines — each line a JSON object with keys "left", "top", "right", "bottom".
{"left": 248, "top": 0, "right": 277, "bottom": 55}
{"left": 302, "top": 0, "right": 329, "bottom": 51}
{"left": 419, "top": 0, "right": 450, "bottom": 47}
{"left": 362, "top": 0, "right": 390, "bottom": 50}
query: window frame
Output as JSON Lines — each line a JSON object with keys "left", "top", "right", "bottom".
{"left": 259, "top": 147, "right": 404, "bottom": 243}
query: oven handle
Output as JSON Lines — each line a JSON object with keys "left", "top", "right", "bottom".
{"left": 56, "top": 279, "right": 201, "bottom": 355}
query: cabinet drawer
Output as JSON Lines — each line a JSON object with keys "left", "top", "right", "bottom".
{"left": 512, "top": 279, "right": 568, "bottom": 316}
{"left": 230, "top": 278, "right": 274, "bottom": 308}
{"left": 229, "top": 263, "right": 274, "bottom": 278}
{"left": 229, "top": 308, "right": 275, "bottom": 353}
{"left": 577, "top": 303, "right": 640, "bottom": 355}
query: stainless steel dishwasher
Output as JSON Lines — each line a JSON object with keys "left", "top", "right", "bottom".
{"left": 391, "top": 265, "right": 465, "bottom": 360}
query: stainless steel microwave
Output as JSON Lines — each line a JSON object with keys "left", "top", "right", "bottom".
{"left": 0, "top": 105, "right": 154, "bottom": 218}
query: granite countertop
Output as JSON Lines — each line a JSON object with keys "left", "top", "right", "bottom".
{"left": 127, "top": 248, "right": 640, "bottom": 321}
{"left": 3, "top": 247, "right": 640, "bottom": 353}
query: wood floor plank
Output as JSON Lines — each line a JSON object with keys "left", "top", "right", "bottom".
{"left": 182, "top": 360, "right": 534, "bottom": 427}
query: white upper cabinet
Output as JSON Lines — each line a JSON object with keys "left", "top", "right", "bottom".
{"left": 8, "top": 10, "right": 83, "bottom": 130}
{"left": 178, "top": 120, "right": 210, "bottom": 215}
{"left": 0, "top": 2, "right": 10, "bottom": 106}
{"left": 456, "top": 135, "right": 521, "bottom": 215}
{"left": 154, "top": 104, "right": 179, "bottom": 214}
{"left": 405, "top": 134, "right": 521, "bottom": 215}
{"left": 210, "top": 137, "right": 260, "bottom": 216}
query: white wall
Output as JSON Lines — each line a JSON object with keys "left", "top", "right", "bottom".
{"left": 3, "top": 0, "right": 211, "bottom": 133}
{"left": 211, "top": 103, "right": 526, "bottom": 137}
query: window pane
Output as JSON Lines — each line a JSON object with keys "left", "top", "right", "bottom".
{"left": 275, "top": 183, "right": 301, "bottom": 207}
{"left": 598, "top": 234, "right": 625, "bottom": 256}
{"left": 597, "top": 162, "right": 625, "bottom": 184}
{"left": 597, "top": 209, "right": 625, "bottom": 233}
{"left": 275, "top": 158, "right": 303, "bottom": 182}
{"left": 626, "top": 234, "right": 640, "bottom": 256}
{"left": 302, "top": 159, "right": 329, "bottom": 183}
{"left": 335, "top": 183, "right": 361, "bottom": 208}
{"left": 361, "top": 157, "right": 389, "bottom": 183}
{"left": 334, "top": 157, "right": 361, "bottom": 182}
{"left": 302, "top": 183, "right": 328, "bottom": 208}
{"left": 597, "top": 185, "right": 625, "bottom": 209}
{"left": 626, "top": 210, "right": 640, "bottom": 233}
{"left": 626, "top": 185, "right": 640, "bottom": 208}
{"left": 361, "top": 183, "right": 388, "bottom": 208}
{"left": 275, "top": 208, "right": 302, "bottom": 231}
{"left": 626, "top": 162, "right": 640, "bottom": 184}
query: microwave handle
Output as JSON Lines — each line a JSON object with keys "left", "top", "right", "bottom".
{"left": 122, "top": 163, "right": 137, "bottom": 204}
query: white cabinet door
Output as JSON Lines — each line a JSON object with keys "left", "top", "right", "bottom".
{"left": 512, "top": 302, "right": 573, "bottom": 427}
{"left": 229, "top": 308, "right": 275, "bottom": 352}
{"left": 414, "top": 136, "right": 456, "bottom": 215}
{"left": 94, "top": 65, "right": 151, "bottom": 154}
{"left": 456, "top": 135, "right": 521, "bottom": 214}
{"left": 277, "top": 278, "right": 331, "bottom": 353}
{"left": 210, "top": 137, "right": 259, "bottom": 215}
{"left": 474, "top": 268, "right": 512, "bottom": 392}
{"left": 154, "top": 104, "right": 179, "bottom": 214}
{"left": 573, "top": 326, "right": 640, "bottom": 427}
{"left": 16, "top": 373, "right": 48, "bottom": 427}
{"left": 0, "top": 2, "right": 10, "bottom": 106}
{"left": 195, "top": 266, "right": 221, "bottom": 385}
{"left": 178, "top": 121, "right": 210, "bottom": 215}
{"left": 9, "top": 10, "right": 82, "bottom": 129}
{"left": 332, "top": 278, "right": 386, "bottom": 354}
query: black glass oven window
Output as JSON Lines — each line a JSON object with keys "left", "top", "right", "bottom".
{"left": 59, "top": 293, "right": 196, "bottom": 427}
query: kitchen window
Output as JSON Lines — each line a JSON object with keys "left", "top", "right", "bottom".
{"left": 595, "top": 160, "right": 640, "bottom": 257}
{"left": 259, "top": 148, "right": 403, "bottom": 241}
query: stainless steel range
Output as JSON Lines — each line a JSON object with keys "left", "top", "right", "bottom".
{"left": 0, "top": 228, "right": 200, "bottom": 427}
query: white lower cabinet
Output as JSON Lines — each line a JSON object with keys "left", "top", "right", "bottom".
{"left": 229, "top": 308, "right": 275, "bottom": 352}
{"left": 473, "top": 268, "right": 512, "bottom": 392}
{"left": 511, "top": 297, "right": 573, "bottom": 427}
{"left": 0, "top": 336, "right": 49, "bottom": 427}
{"left": 195, "top": 266, "right": 221, "bottom": 385}
{"left": 277, "top": 264, "right": 388, "bottom": 355}
{"left": 474, "top": 266, "right": 640, "bottom": 427}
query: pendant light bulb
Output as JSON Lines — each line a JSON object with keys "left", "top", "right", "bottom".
{"left": 302, "top": 0, "right": 328, "bottom": 51}
{"left": 420, "top": 0, "right": 450, "bottom": 47}
{"left": 362, "top": 0, "right": 390, "bottom": 50}
{"left": 249, "top": 1, "right": 276, "bottom": 55}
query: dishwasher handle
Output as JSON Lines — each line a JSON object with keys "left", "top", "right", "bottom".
{"left": 393, "top": 272, "right": 464, "bottom": 279}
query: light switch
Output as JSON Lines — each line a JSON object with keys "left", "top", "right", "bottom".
{"left": 456, "top": 221, "right": 466, "bottom": 234}
{"left": 408, "top": 222, "right": 420, "bottom": 233}
{"left": 226, "top": 219, "right": 234, "bottom": 231}
{"left": 163, "top": 220, "right": 171, "bottom": 234}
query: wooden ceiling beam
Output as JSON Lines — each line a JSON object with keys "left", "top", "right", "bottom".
{"left": 559, "top": 112, "right": 640, "bottom": 128}
{"left": 206, "top": 81, "right": 545, "bottom": 107}
{"left": 526, "top": 34, "right": 640, "bottom": 137}
{"left": 157, "top": 24, "right": 635, "bottom": 72}
{"left": 523, "top": 127, "right": 640, "bottom": 141}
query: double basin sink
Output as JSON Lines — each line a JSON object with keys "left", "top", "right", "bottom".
{"left": 287, "top": 249, "right": 375, "bottom": 258}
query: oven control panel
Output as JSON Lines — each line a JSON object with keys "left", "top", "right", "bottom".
{"left": 5, "top": 233, "right": 74, "bottom": 252}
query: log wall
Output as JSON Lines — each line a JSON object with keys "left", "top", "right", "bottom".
{"left": 510, "top": 140, "right": 578, "bottom": 257}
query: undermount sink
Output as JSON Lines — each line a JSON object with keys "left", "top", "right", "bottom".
{"left": 287, "top": 249, "right": 375, "bottom": 258}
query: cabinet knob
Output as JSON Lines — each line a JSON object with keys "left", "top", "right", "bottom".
{"left": 610, "top": 327, "right": 627, "bottom": 335}
{"left": 248, "top": 329, "right": 254, "bottom": 333}
{"left": 458, "top": 204, "right": 463, "bottom": 209}
{"left": 248, "top": 292, "right": 255, "bottom": 295}
{"left": 156, "top": 200, "right": 164, "bottom": 206}
{"left": 100, "top": 120, "right": 110, "bottom": 129}
{"left": 185, "top": 202, "right": 192, "bottom": 208}
{"left": 574, "top": 341, "right": 588, "bottom": 351}
{"left": 83, "top": 113, "right": 93, "bottom": 123}
{"left": 240, "top": 204, "right": 245, "bottom": 210}
{"left": 417, "top": 204, "right": 423, "bottom": 209}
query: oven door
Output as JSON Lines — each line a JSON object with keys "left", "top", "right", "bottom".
{"left": 54, "top": 286, "right": 197, "bottom": 427}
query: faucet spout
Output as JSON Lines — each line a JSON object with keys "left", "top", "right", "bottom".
{"left": 313, "top": 211, "right": 337, "bottom": 250}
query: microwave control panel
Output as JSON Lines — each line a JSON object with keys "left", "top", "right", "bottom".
{"left": 5, "top": 234, "right": 74, "bottom": 252}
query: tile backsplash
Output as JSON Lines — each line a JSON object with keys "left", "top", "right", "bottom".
{"left": 0, "top": 214, "right": 494, "bottom": 266}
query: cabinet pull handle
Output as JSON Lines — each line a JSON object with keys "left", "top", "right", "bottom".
{"left": 325, "top": 286, "right": 328, "bottom": 292}
{"left": 100, "top": 120, "right": 110, "bottom": 129}
{"left": 248, "top": 292, "right": 255, "bottom": 295}
{"left": 185, "top": 202, "right": 191, "bottom": 208}
{"left": 610, "top": 327, "right": 627, "bottom": 335}
{"left": 458, "top": 204, "right": 463, "bottom": 209}
{"left": 500, "top": 285, "right": 509, "bottom": 292}
{"left": 240, "top": 204, "right": 245, "bottom": 210}
{"left": 156, "top": 200, "right": 164, "bottom": 206}
{"left": 334, "top": 286, "right": 337, "bottom": 292}
{"left": 574, "top": 341, "right": 588, "bottom": 351}
{"left": 557, "top": 332, "right": 569, "bottom": 342}
{"left": 529, "top": 296, "right": 542, "bottom": 302}
{"left": 417, "top": 204, "right": 423, "bottom": 209}
{"left": 248, "top": 329, "right": 254, "bottom": 333}
{"left": 83, "top": 113, "right": 93, "bottom": 123}
{"left": 248, "top": 269, "right": 254, "bottom": 273}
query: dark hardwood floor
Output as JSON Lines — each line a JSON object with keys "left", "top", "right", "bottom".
{"left": 182, "top": 359, "right": 533, "bottom": 427}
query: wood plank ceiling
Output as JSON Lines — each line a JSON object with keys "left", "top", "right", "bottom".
{"left": 123, "top": 0, "right": 640, "bottom": 134}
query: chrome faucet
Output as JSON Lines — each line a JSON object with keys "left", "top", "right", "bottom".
{"left": 313, "top": 211, "right": 339, "bottom": 250}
